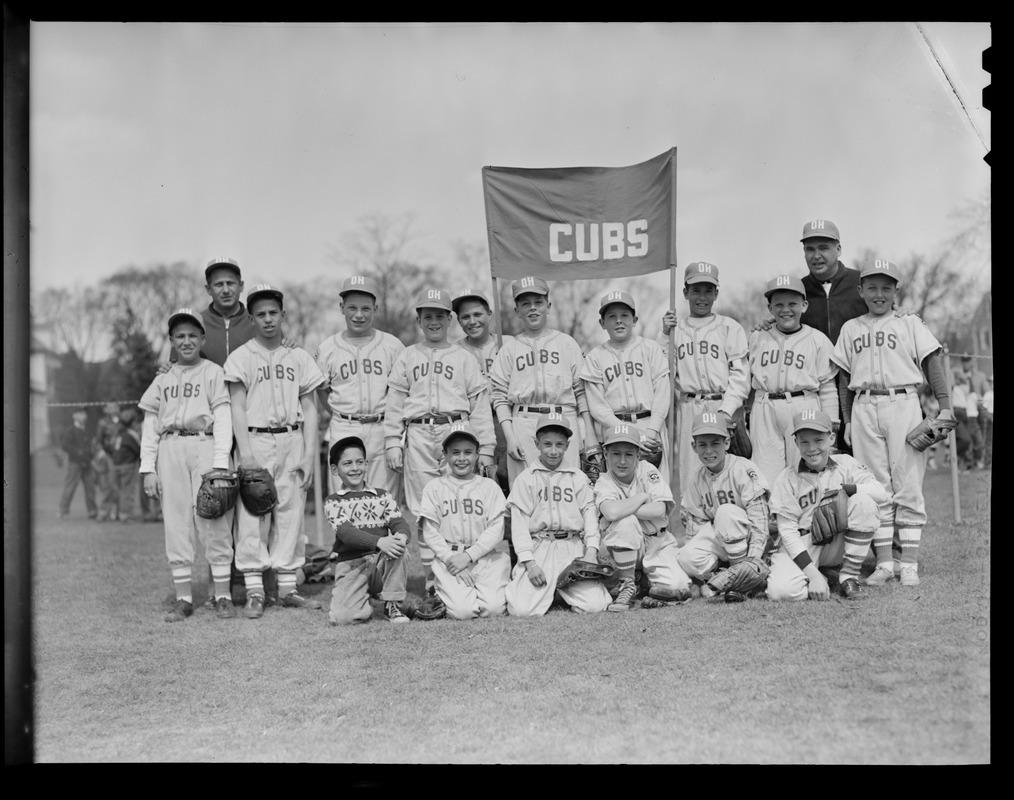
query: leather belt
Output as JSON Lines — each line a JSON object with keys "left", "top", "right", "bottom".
{"left": 449, "top": 543, "right": 470, "bottom": 552}
{"left": 534, "top": 530, "right": 581, "bottom": 540}
{"left": 408, "top": 413, "right": 465, "bottom": 425}
{"left": 762, "top": 390, "right": 807, "bottom": 400}
{"left": 616, "top": 410, "right": 651, "bottom": 421}
{"left": 516, "top": 405, "right": 565, "bottom": 414}
{"left": 335, "top": 412, "right": 384, "bottom": 423}
{"left": 249, "top": 423, "right": 301, "bottom": 434}
{"left": 161, "top": 429, "right": 208, "bottom": 437}
{"left": 860, "top": 386, "right": 915, "bottom": 396}
{"left": 684, "top": 392, "right": 724, "bottom": 401}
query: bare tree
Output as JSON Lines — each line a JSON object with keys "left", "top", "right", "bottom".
{"left": 31, "top": 285, "right": 113, "bottom": 362}
{"left": 277, "top": 278, "right": 344, "bottom": 353}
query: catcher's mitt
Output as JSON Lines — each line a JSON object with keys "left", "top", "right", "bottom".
{"left": 580, "top": 447, "right": 603, "bottom": 485}
{"left": 906, "top": 414, "right": 958, "bottom": 452}
{"left": 727, "top": 406, "right": 752, "bottom": 459}
{"left": 639, "top": 435, "right": 663, "bottom": 468}
{"left": 239, "top": 467, "right": 278, "bottom": 516}
{"left": 404, "top": 594, "right": 445, "bottom": 621}
{"left": 556, "top": 558, "right": 616, "bottom": 590}
{"left": 195, "top": 468, "right": 240, "bottom": 519}
{"left": 707, "top": 558, "right": 770, "bottom": 602}
{"left": 809, "top": 488, "right": 849, "bottom": 545}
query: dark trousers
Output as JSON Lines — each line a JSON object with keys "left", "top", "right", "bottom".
{"left": 60, "top": 461, "right": 97, "bottom": 516}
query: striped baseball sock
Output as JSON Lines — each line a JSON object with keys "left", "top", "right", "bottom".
{"left": 898, "top": 526, "right": 921, "bottom": 565}
{"left": 171, "top": 566, "right": 193, "bottom": 603}
{"left": 873, "top": 525, "right": 895, "bottom": 567}
{"left": 277, "top": 571, "right": 297, "bottom": 598}
{"left": 211, "top": 564, "right": 231, "bottom": 600}
{"left": 244, "top": 571, "right": 265, "bottom": 598}
{"left": 841, "top": 528, "right": 874, "bottom": 579}
{"left": 608, "top": 548, "right": 638, "bottom": 583}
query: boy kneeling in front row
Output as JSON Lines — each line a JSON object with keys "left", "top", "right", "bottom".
{"left": 766, "top": 410, "right": 887, "bottom": 601}
{"left": 325, "top": 436, "right": 412, "bottom": 624}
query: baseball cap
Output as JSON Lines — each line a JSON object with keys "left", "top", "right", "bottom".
{"left": 792, "top": 409, "right": 834, "bottom": 434}
{"left": 339, "top": 275, "right": 379, "bottom": 299}
{"left": 442, "top": 423, "right": 479, "bottom": 450}
{"left": 451, "top": 288, "right": 490, "bottom": 314}
{"left": 205, "top": 257, "right": 242, "bottom": 281}
{"left": 602, "top": 423, "right": 641, "bottom": 448}
{"left": 800, "top": 219, "right": 840, "bottom": 242}
{"left": 763, "top": 274, "right": 807, "bottom": 300}
{"left": 691, "top": 412, "right": 730, "bottom": 438}
{"left": 599, "top": 290, "right": 636, "bottom": 314}
{"left": 511, "top": 276, "right": 550, "bottom": 300}
{"left": 415, "top": 289, "right": 452, "bottom": 312}
{"left": 247, "top": 284, "right": 285, "bottom": 310}
{"left": 167, "top": 307, "right": 205, "bottom": 334}
{"left": 534, "top": 412, "right": 572, "bottom": 437}
{"left": 684, "top": 262, "right": 719, "bottom": 286}
{"left": 859, "top": 258, "right": 902, "bottom": 284}
{"left": 329, "top": 435, "right": 367, "bottom": 465}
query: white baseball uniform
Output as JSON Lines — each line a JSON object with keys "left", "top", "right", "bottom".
{"left": 138, "top": 360, "right": 234, "bottom": 572}
{"left": 831, "top": 312, "right": 941, "bottom": 528}
{"left": 383, "top": 342, "right": 496, "bottom": 517}
{"left": 677, "top": 454, "right": 770, "bottom": 582}
{"left": 747, "top": 325, "right": 839, "bottom": 483}
{"left": 595, "top": 461, "right": 691, "bottom": 598}
{"left": 505, "top": 463, "right": 611, "bottom": 616}
{"left": 314, "top": 329, "right": 404, "bottom": 494}
{"left": 224, "top": 340, "right": 325, "bottom": 576}
{"left": 657, "top": 315, "right": 750, "bottom": 500}
{"left": 489, "top": 330, "right": 590, "bottom": 485}
{"left": 418, "top": 475, "right": 510, "bottom": 619}
{"left": 581, "top": 335, "right": 672, "bottom": 484}
{"left": 766, "top": 454, "right": 887, "bottom": 601}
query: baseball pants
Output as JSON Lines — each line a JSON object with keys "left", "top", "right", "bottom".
{"left": 433, "top": 550, "right": 510, "bottom": 620}
{"left": 600, "top": 516, "right": 691, "bottom": 599}
{"left": 235, "top": 429, "right": 308, "bottom": 575}
{"left": 506, "top": 534, "right": 611, "bottom": 617}
{"left": 749, "top": 392, "right": 821, "bottom": 484}
{"left": 328, "top": 551, "right": 408, "bottom": 625}
{"left": 851, "top": 391, "right": 925, "bottom": 527}
{"left": 157, "top": 433, "right": 233, "bottom": 569}
{"left": 765, "top": 493, "right": 879, "bottom": 601}
{"left": 677, "top": 504, "right": 755, "bottom": 582}
{"left": 507, "top": 407, "right": 581, "bottom": 487}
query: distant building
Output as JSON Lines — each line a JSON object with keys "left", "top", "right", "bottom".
{"left": 31, "top": 326, "right": 61, "bottom": 452}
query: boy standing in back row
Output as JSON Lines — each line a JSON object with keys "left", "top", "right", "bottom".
{"left": 224, "top": 284, "right": 325, "bottom": 618}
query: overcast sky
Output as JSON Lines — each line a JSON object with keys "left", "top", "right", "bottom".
{"left": 30, "top": 21, "right": 990, "bottom": 305}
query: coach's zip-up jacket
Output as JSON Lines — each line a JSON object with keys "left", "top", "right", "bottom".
{"left": 800, "top": 263, "right": 868, "bottom": 346}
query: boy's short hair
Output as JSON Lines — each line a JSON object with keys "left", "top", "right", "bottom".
{"left": 329, "top": 436, "right": 366, "bottom": 466}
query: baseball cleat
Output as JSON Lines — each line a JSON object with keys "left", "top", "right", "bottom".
{"left": 245, "top": 594, "right": 266, "bottom": 619}
{"left": 164, "top": 599, "right": 194, "bottom": 623}
{"left": 723, "top": 590, "right": 748, "bottom": 604}
{"left": 641, "top": 596, "right": 669, "bottom": 609}
{"left": 864, "top": 565, "right": 895, "bottom": 586}
{"left": 608, "top": 579, "right": 636, "bottom": 612}
{"left": 838, "top": 578, "right": 868, "bottom": 600}
{"left": 281, "top": 592, "right": 322, "bottom": 610}
{"left": 385, "top": 601, "right": 410, "bottom": 623}
{"left": 215, "top": 597, "right": 238, "bottom": 619}
{"left": 899, "top": 565, "right": 920, "bottom": 587}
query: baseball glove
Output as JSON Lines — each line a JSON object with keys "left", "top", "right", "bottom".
{"left": 195, "top": 468, "right": 240, "bottom": 519}
{"left": 906, "top": 414, "right": 958, "bottom": 452}
{"left": 404, "top": 594, "right": 446, "bottom": 621}
{"left": 239, "top": 467, "right": 278, "bottom": 516}
{"left": 580, "top": 447, "right": 603, "bottom": 485}
{"left": 638, "top": 435, "right": 663, "bottom": 468}
{"left": 809, "top": 488, "right": 849, "bottom": 545}
{"left": 706, "top": 558, "right": 770, "bottom": 602}
{"left": 556, "top": 558, "right": 616, "bottom": 590}
{"left": 726, "top": 407, "right": 752, "bottom": 459}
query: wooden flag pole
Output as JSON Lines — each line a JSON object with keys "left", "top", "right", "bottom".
{"left": 667, "top": 147, "right": 679, "bottom": 503}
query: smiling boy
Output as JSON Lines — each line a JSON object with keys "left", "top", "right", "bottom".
{"left": 416, "top": 424, "right": 510, "bottom": 620}
{"left": 831, "top": 259, "right": 954, "bottom": 587}
{"left": 746, "top": 275, "right": 839, "bottom": 484}
{"left": 582, "top": 291, "right": 672, "bottom": 484}
{"left": 677, "top": 412, "right": 771, "bottom": 600}
{"left": 324, "top": 436, "right": 411, "bottom": 625}
{"left": 504, "top": 413, "right": 611, "bottom": 617}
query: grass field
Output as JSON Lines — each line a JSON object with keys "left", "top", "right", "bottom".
{"left": 29, "top": 449, "right": 990, "bottom": 763}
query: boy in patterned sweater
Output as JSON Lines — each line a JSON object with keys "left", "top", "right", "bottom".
{"left": 325, "top": 436, "right": 411, "bottom": 625}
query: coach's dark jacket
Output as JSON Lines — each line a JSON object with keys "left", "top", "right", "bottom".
{"left": 800, "top": 262, "right": 868, "bottom": 345}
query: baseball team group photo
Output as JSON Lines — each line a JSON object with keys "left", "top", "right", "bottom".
{"left": 17, "top": 22, "right": 989, "bottom": 765}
